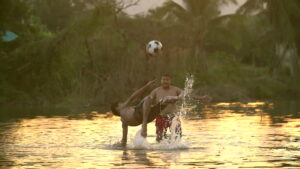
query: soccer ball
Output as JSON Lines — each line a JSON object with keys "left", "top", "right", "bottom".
{"left": 146, "top": 40, "right": 163, "bottom": 55}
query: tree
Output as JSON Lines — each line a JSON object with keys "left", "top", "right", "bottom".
{"left": 149, "top": 0, "right": 237, "bottom": 71}
{"left": 238, "top": 0, "right": 300, "bottom": 77}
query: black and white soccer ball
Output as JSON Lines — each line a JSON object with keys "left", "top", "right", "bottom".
{"left": 146, "top": 40, "right": 163, "bottom": 56}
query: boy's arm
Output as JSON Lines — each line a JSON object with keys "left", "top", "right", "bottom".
{"left": 189, "top": 93, "right": 212, "bottom": 103}
{"left": 123, "top": 80, "right": 156, "bottom": 107}
{"left": 177, "top": 88, "right": 183, "bottom": 97}
{"left": 148, "top": 87, "right": 157, "bottom": 103}
{"left": 177, "top": 87, "right": 211, "bottom": 103}
{"left": 121, "top": 122, "right": 128, "bottom": 147}
{"left": 176, "top": 87, "right": 185, "bottom": 99}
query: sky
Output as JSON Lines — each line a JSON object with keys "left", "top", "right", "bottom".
{"left": 123, "top": 0, "right": 247, "bottom": 16}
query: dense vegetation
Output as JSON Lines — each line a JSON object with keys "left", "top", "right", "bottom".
{"left": 1, "top": 0, "right": 300, "bottom": 112}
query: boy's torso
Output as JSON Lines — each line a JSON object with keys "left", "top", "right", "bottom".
{"left": 153, "top": 86, "right": 180, "bottom": 116}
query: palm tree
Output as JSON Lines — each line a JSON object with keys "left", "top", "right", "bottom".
{"left": 238, "top": 0, "right": 300, "bottom": 76}
{"left": 149, "top": 0, "right": 237, "bottom": 69}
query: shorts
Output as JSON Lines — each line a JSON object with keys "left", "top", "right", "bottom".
{"left": 155, "top": 113, "right": 182, "bottom": 141}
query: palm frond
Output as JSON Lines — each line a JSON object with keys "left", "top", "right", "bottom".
{"left": 237, "top": 0, "right": 265, "bottom": 14}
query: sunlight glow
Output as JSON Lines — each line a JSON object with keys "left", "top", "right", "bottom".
{"left": 0, "top": 102, "right": 298, "bottom": 168}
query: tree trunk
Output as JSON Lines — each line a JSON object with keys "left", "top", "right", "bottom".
{"left": 290, "top": 44, "right": 300, "bottom": 78}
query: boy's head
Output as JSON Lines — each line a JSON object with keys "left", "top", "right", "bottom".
{"left": 161, "top": 74, "right": 171, "bottom": 89}
{"left": 110, "top": 102, "right": 121, "bottom": 116}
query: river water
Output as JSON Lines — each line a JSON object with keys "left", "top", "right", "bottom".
{"left": 0, "top": 101, "right": 299, "bottom": 168}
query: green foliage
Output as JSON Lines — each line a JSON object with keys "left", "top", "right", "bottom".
{"left": 239, "top": 0, "right": 300, "bottom": 76}
{"left": 0, "top": 0, "right": 300, "bottom": 112}
{"left": 32, "top": 0, "right": 85, "bottom": 32}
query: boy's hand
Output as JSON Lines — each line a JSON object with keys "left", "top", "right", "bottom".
{"left": 163, "top": 96, "right": 179, "bottom": 104}
{"left": 200, "top": 95, "right": 212, "bottom": 103}
{"left": 146, "top": 80, "right": 156, "bottom": 88}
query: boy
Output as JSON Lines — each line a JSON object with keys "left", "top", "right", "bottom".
{"left": 149, "top": 74, "right": 211, "bottom": 142}
{"left": 111, "top": 80, "right": 179, "bottom": 147}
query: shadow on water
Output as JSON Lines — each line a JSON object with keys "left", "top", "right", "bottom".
{"left": 119, "top": 149, "right": 185, "bottom": 167}
{"left": 0, "top": 154, "right": 15, "bottom": 168}
{"left": 0, "top": 133, "right": 15, "bottom": 168}
{"left": 120, "top": 150, "right": 155, "bottom": 167}
{"left": 0, "top": 106, "right": 104, "bottom": 122}
{"left": 0, "top": 121, "right": 17, "bottom": 168}
{"left": 267, "top": 100, "right": 300, "bottom": 124}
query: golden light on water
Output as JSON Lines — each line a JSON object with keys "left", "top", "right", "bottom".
{"left": 213, "top": 101, "right": 273, "bottom": 108}
{"left": 0, "top": 102, "right": 299, "bottom": 168}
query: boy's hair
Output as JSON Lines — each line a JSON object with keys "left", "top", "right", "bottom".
{"left": 111, "top": 102, "right": 120, "bottom": 116}
{"left": 162, "top": 73, "right": 171, "bottom": 78}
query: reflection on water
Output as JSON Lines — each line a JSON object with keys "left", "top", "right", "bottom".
{"left": 0, "top": 102, "right": 299, "bottom": 168}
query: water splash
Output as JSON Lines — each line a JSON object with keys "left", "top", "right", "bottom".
{"left": 132, "top": 129, "right": 149, "bottom": 149}
{"left": 170, "top": 115, "right": 182, "bottom": 142}
{"left": 180, "top": 73, "right": 194, "bottom": 116}
{"left": 130, "top": 129, "right": 189, "bottom": 150}
{"left": 168, "top": 74, "right": 194, "bottom": 143}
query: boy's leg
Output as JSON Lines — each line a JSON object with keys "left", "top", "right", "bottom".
{"left": 156, "top": 115, "right": 164, "bottom": 142}
{"left": 141, "top": 97, "right": 151, "bottom": 137}
{"left": 156, "top": 115, "right": 168, "bottom": 142}
{"left": 121, "top": 122, "right": 128, "bottom": 146}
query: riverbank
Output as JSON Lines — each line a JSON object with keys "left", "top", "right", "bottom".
{"left": 1, "top": 1, "right": 299, "bottom": 114}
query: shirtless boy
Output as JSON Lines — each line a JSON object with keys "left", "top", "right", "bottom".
{"left": 110, "top": 80, "right": 179, "bottom": 147}
{"left": 149, "top": 74, "right": 211, "bottom": 142}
